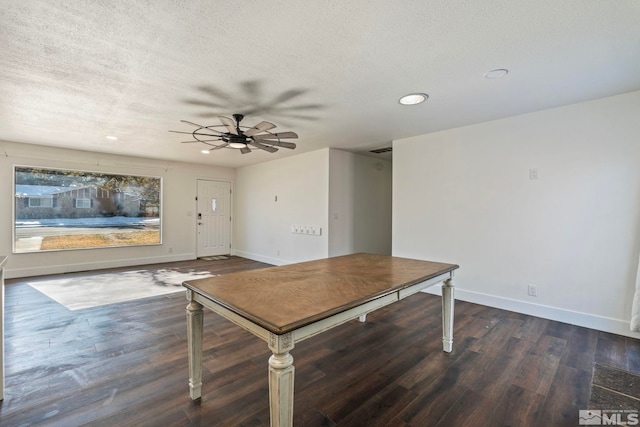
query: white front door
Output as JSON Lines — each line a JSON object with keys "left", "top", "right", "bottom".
{"left": 196, "top": 180, "right": 231, "bottom": 257}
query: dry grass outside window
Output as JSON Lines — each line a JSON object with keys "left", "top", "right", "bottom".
{"left": 40, "top": 231, "right": 160, "bottom": 250}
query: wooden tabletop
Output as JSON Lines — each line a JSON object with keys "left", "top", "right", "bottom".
{"left": 184, "top": 253, "right": 458, "bottom": 334}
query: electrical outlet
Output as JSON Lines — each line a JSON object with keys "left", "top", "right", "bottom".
{"left": 527, "top": 284, "right": 537, "bottom": 297}
{"left": 291, "top": 225, "right": 322, "bottom": 236}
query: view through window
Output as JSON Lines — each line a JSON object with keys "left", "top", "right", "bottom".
{"left": 14, "top": 166, "right": 162, "bottom": 253}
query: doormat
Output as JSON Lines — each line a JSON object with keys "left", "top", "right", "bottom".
{"left": 588, "top": 363, "right": 640, "bottom": 420}
{"left": 199, "top": 255, "right": 229, "bottom": 261}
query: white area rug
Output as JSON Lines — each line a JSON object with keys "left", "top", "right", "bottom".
{"left": 28, "top": 268, "right": 216, "bottom": 310}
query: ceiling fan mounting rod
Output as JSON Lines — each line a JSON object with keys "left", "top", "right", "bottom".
{"left": 232, "top": 113, "right": 244, "bottom": 134}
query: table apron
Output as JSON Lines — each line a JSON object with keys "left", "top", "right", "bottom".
{"left": 398, "top": 273, "right": 451, "bottom": 300}
{"left": 189, "top": 271, "right": 451, "bottom": 345}
{"left": 294, "top": 272, "right": 450, "bottom": 342}
{"left": 191, "top": 292, "right": 271, "bottom": 342}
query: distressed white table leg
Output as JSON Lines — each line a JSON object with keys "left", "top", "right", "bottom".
{"left": 268, "top": 332, "right": 295, "bottom": 427}
{"left": 186, "top": 291, "right": 204, "bottom": 400}
{"left": 441, "top": 277, "right": 455, "bottom": 353}
{"left": 358, "top": 313, "right": 367, "bottom": 322}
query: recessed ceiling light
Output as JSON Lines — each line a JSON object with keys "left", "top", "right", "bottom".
{"left": 201, "top": 149, "right": 210, "bottom": 154}
{"left": 484, "top": 69, "right": 509, "bottom": 79}
{"left": 399, "top": 93, "right": 429, "bottom": 105}
{"left": 106, "top": 135, "right": 118, "bottom": 140}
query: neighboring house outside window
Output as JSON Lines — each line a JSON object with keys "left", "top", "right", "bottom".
{"left": 16, "top": 185, "right": 127, "bottom": 219}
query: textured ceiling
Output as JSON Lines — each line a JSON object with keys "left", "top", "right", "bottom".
{"left": 1, "top": 1, "right": 639, "bottom": 168}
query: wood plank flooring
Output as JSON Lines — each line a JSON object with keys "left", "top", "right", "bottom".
{"left": 1, "top": 256, "right": 639, "bottom": 426}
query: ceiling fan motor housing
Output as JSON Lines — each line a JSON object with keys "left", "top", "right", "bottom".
{"left": 230, "top": 134, "right": 248, "bottom": 143}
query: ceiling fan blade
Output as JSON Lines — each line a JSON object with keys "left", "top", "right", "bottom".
{"left": 275, "top": 141, "right": 297, "bottom": 149}
{"left": 240, "top": 147, "right": 252, "bottom": 154}
{"left": 244, "top": 121, "right": 276, "bottom": 136}
{"left": 217, "top": 116, "right": 238, "bottom": 135}
{"left": 273, "top": 131, "right": 298, "bottom": 139}
{"left": 250, "top": 139, "right": 296, "bottom": 149}
{"left": 249, "top": 141, "right": 278, "bottom": 153}
{"left": 254, "top": 131, "right": 298, "bottom": 140}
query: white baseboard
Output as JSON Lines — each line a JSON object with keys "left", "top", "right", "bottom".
{"left": 232, "top": 250, "right": 290, "bottom": 266}
{"left": 425, "top": 285, "right": 640, "bottom": 339}
{"left": 5, "top": 253, "right": 196, "bottom": 279}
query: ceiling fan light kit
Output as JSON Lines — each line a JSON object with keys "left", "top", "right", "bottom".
{"left": 170, "top": 113, "right": 298, "bottom": 155}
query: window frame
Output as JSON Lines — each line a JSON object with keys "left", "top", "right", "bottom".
{"left": 13, "top": 165, "right": 162, "bottom": 253}
{"left": 75, "top": 198, "right": 92, "bottom": 209}
{"left": 28, "top": 196, "right": 54, "bottom": 208}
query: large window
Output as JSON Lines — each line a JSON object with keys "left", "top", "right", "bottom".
{"left": 14, "top": 166, "right": 162, "bottom": 253}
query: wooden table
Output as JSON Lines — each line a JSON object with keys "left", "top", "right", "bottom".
{"left": 183, "top": 253, "right": 458, "bottom": 427}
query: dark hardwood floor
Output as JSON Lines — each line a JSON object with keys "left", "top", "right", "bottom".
{"left": 1, "top": 256, "right": 639, "bottom": 426}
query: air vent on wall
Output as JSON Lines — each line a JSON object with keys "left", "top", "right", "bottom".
{"left": 369, "top": 146, "right": 392, "bottom": 154}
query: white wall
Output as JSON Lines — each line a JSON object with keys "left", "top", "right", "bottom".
{"left": 329, "top": 149, "right": 392, "bottom": 256}
{"left": 235, "top": 148, "right": 392, "bottom": 263}
{"left": 328, "top": 149, "right": 355, "bottom": 256}
{"left": 0, "top": 140, "right": 235, "bottom": 278}
{"left": 393, "top": 90, "right": 640, "bottom": 338}
{"left": 234, "top": 149, "right": 330, "bottom": 265}
{"left": 352, "top": 153, "right": 392, "bottom": 255}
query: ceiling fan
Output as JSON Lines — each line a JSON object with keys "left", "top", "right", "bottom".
{"left": 170, "top": 113, "right": 298, "bottom": 154}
